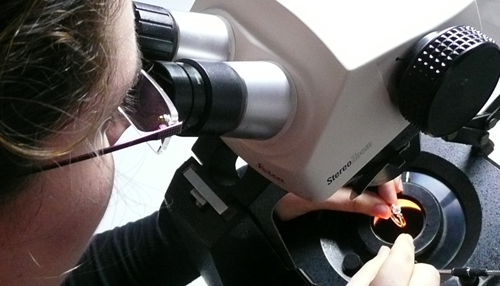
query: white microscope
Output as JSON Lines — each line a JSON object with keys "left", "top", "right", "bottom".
{"left": 132, "top": 1, "right": 500, "bottom": 285}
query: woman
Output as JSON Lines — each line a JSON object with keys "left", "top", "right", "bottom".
{"left": 0, "top": 0, "right": 439, "bottom": 285}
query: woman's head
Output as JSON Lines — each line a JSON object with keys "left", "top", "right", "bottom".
{"left": 0, "top": 0, "right": 140, "bottom": 284}
{"left": 0, "top": 0, "right": 121, "bottom": 201}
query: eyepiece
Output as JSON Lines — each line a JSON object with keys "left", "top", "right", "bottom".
{"left": 133, "top": 1, "right": 232, "bottom": 61}
{"left": 134, "top": 2, "right": 178, "bottom": 61}
{"left": 150, "top": 60, "right": 294, "bottom": 139}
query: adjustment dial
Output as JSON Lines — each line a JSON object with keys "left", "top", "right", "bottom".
{"left": 395, "top": 26, "right": 500, "bottom": 137}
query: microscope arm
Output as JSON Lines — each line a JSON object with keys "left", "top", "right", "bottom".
{"left": 442, "top": 93, "right": 500, "bottom": 155}
{"left": 162, "top": 137, "right": 318, "bottom": 285}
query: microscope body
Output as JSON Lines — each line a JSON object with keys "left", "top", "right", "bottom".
{"left": 190, "top": 0, "right": 486, "bottom": 201}
{"left": 132, "top": 0, "right": 500, "bottom": 285}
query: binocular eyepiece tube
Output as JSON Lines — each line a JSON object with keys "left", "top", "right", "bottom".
{"left": 134, "top": 1, "right": 295, "bottom": 140}
{"left": 151, "top": 60, "right": 295, "bottom": 139}
{"left": 134, "top": 1, "right": 233, "bottom": 61}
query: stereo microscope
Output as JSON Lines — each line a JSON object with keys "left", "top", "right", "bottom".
{"left": 132, "top": 1, "right": 500, "bottom": 285}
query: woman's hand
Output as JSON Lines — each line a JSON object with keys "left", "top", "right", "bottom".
{"left": 347, "top": 234, "right": 440, "bottom": 286}
{"left": 274, "top": 177, "right": 403, "bottom": 221}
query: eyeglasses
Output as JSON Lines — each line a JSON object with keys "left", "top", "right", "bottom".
{"left": 32, "top": 69, "right": 183, "bottom": 174}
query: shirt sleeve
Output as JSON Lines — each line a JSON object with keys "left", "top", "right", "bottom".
{"left": 62, "top": 210, "right": 199, "bottom": 286}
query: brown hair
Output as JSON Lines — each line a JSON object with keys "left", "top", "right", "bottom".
{"left": 0, "top": 0, "right": 120, "bottom": 203}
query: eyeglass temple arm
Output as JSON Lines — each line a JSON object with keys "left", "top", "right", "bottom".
{"left": 26, "top": 122, "right": 183, "bottom": 174}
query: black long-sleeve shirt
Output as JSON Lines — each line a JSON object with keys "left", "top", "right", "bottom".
{"left": 62, "top": 211, "right": 199, "bottom": 286}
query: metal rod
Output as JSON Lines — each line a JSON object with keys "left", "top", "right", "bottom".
{"left": 438, "top": 268, "right": 500, "bottom": 277}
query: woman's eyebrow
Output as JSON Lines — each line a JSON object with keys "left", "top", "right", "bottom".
{"left": 112, "top": 55, "right": 142, "bottom": 111}
{"left": 129, "top": 54, "right": 143, "bottom": 90}
{"left": 123, "top": 42, "right": 143, "bottom": 91}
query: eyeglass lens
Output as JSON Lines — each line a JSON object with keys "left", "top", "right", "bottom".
{"left": 120, "top": 69, "right": 181, "bottom": 154}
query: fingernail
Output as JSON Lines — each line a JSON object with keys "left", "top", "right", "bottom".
{"left": 374, "top": 204, "right": 390, "bottom": 219}
{"left": 378, "top": 245, "right": 390, "bottom": 255}
{"left": 396, "top": 233, "right": 414, "bottom": 245}
{"left": 397, "top": 178, "right": 404, "bottom": 193}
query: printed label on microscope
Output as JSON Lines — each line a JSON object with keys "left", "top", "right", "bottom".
{"left": 326, "top": 141, "right": 373, "bottom": 185}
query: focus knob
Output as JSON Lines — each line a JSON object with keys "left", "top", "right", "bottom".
{"left": 395, "top": 26, "right": 500, "bottom": 137}
{"left": 342, "top": 253, "right": 363, "bottom": 277}
{"left": 134, "top": 2, "right": 179, "bottom": 61}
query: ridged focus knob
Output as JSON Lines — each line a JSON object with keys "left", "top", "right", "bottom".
{"left": 395, "top": 26, "right": 500, "bottom": 137}
{"left": 134, "top": 2, "right": 178, "bottom": 61}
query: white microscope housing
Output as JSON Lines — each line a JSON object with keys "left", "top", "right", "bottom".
{"left": 135, "top": 0, "right": 500, "bottom": 201}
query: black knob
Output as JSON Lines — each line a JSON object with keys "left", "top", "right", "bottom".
{"left": 134, "top": 2, "right": 179, "bottom": 61}
{"left": 394, "top": 26, "right": 500, "bottom": 137}
{"left": 342, "top": 253, "right": 363, "bottom": 277}
{"left": 458, "top": 276, "right": 479, "bottom": 286}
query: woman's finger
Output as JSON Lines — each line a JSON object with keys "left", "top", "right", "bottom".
{"left": 346, "top": 246, "right": 390, "bottom": 286}
{"left": 274, "top": 188, "right": 392, "bottom": 221}
{"left": 273, "top": 193, "right": 318, "bottom": 221}
{"left": 377, "top": 177, "right": 403, "bottom": 206}
{"left": 370, "top": 234, "right": 415, "bottom": 286}
{"left": 409, "top": 264, "right": 440, "bottom": 286}
{"left": 274, "top": 177, "right": 405, "bottom": 221}
{"left": 319, "top": 187, "right": 392, "bottom": 219}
